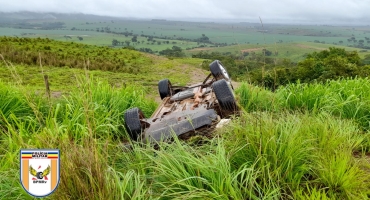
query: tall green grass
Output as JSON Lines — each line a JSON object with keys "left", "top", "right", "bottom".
{"left": 1, "top": 73, "right": 370, "bottom": 199}
{"left": 0, "top": 75, "right": 157, "bottom": 199}
{"left": 237, "top": 78, "right": 370, "bottom": 132}
{"left": 54, "top": 75, "right": 157, "bottom": 140}
{"left": 220, "top": 111, "right": 369, "bottom": 199}
{"left": 236, "top": 83, "right": 279, "bottom": 112}
{"left": 277, "top": 78, "right": 370, "bottom": 129}
{"left": 0, "top": 82, "right": 32, "bottom": 119}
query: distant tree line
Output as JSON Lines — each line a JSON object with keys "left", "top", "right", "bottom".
{"left": 159, "top": 46, "right": 185, "bottom": 57}
{"left": 249, "top": 47, "right": 370, "bottom": 90}
{"left": 193, "top": 47, "right": 370, "bottom": 91}
{"left": 3, "top": 22, "right": 65, "bottom": 30}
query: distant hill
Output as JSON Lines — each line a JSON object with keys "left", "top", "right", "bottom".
{"left": 42, "top": 14, "right": 57, "bottom": 20}
{"left": 0, "top": 11, "right": 133, "bottom": 22}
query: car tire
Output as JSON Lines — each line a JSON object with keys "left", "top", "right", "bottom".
{"left": 124, "top": 107, "right": 145, "bottom": 141}
{"left": 212, "top": 79, "right": 236, "bottom": 113}
{"left": 158, "top": 79, "right": 173, "bottom": 100}
{"left": 210, "top": 60, "right": 231, "bottom": 81}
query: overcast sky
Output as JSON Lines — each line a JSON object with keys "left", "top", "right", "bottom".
{"left": 1, "top": 0, "right": 370, "bottom": 24}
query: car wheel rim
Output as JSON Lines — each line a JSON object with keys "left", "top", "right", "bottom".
{"left": 219, "top": 63, "right": 230, "bottom": 80}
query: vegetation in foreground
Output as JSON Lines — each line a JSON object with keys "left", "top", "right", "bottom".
{"left": 0, "top": 72, "right": 369, "bottom": 199}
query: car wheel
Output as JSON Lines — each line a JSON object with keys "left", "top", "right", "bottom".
{"left": 210, "top": 60, "right": 231, "bottom": 81}
{"left": 124, "top": 107, "right": 145, "bottom": 141}
{"left": 212, "top": 79, "right": 236, "bottom": 113}
{"left": 158, "top": 79, "right": 173, "bottom": 100}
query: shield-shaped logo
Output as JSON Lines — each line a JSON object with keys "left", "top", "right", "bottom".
{"left": 20, "top": 149, "right": 60, "bottom": 197}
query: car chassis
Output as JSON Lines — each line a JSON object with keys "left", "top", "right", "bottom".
{"left": 124, "top": 60, "right": 238, "bottom": 143}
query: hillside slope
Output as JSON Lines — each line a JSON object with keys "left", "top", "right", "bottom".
{"left": 0, "top": 37, "right": 211, "bottom": 97}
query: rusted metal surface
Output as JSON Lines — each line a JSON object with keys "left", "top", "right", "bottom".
{"left": 202, "top": 73, "right": 213, "bottom": 85}
{"left": 133, "top": 72, "right": 238, "bottom": 144}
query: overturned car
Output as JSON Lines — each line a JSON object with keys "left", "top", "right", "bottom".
{"left": 123, "top": 60, "right": 238, "bottom": 143}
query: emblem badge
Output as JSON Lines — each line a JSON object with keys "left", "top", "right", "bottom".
{"left": 20, "top": 149, "right": 60, "bottom": 197}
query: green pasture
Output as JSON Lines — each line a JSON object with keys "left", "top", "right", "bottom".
{"left": 0, "top": 57, "right": 208, "bottom": 95}
{"left": 3, "top": 17, "right": 370, "bottom": 56}
{"left": 186, "top": 41, "right": 370, "bottom": 62}
{"left": 1, "top": 26, "right": 200, "bottom": 51}
{"left": 63, "top": 19, "right": 370, "bottom": 46}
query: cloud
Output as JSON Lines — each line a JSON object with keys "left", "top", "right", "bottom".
{"left": 1, "top": 0, "right": 370, "bottom": 23}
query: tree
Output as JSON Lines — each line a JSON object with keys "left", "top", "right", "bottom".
{"left": 262, "top": 49, "right": 272, "bottom": 56}
{"left": 125, "top": 41, "right": 131, "bottom": 46}
{"left": 112, "top": 39, "right": 118, "bottom": 46}
{"left": 197, "top": 34, "right": 210, "bottom": 44}
{"left": 362, "top": 54, "right": 370, "bottom": 65}
{"left": 131, "top": 35, "right": 137, "bottom": 43}
{"left": 298, "top": 47, "right": 361, "bottom": 81}
{"left": 247, "top": 47, "right": 365, "bottom": 90}
{"left": 159, "top": 46, "right": 185, "bottom": 57}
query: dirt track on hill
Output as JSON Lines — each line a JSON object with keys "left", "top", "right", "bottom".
{"left": 296, "top": 44, "right": 326, "bottom": 50}
{"left": 188, "top": 47, "right": 214, "bottom": 51}
{"left": 189, "top": 66, "right": 208, "bottom": 83}
{"left": 240, "top": 48, "right": 264, "bottom": 52}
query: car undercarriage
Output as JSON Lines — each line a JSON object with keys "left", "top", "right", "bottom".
{"left": 123, "top": 60, "right": 239, "bottom": 143}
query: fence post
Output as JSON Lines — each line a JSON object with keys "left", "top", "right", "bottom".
{"left": 44, "top": 75, "right": 50, "bottom": 99}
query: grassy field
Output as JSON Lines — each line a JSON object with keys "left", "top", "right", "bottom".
{"left": 186, "top": 42, "right": 370, "bottom": 62}
{"left": 0, "top": 58, "right": 208, "bottom": 98}
{"left": 0, "top": 71, "right": 369, "bottom": 199}
{"left": 0, "top": 36, "right": 210, "bottom": 94}
{"left": 39, "top": 19, "right": 370, "bottom": 45}
{"left": 0, "top": 32, "right": 369, "bottom": 199}
{"left": 2, "top": 13, "right": 370, "bottom": 60}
